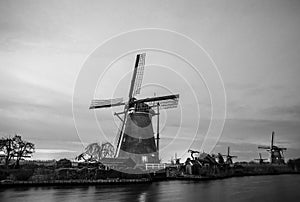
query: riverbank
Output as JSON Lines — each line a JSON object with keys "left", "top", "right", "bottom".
{"left": 1, "top": 170, "right": 298, "bottom": 188}
{"left": 0, "top": 178, "right": 151, "bottom": 187}
{"left": 167, "top": 171, "right": 299, "bottom": 181}
{"left": 1, "top": 161, "right": 299, "bottom": 188}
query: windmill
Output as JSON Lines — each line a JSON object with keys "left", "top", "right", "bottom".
{"left": 258, "top": 131, "right": 287, "bottom": 164}
{"left": 222, "top": 147, "right": 237, "bottom": 164}
{"left": 89, "top": 53, "right": 179, "bottom": 166}
{"left": 170, "top": 153, "right": 181, "bottom": 165}
{"left": 254, "top": 153, "right": 267, "bottom": 164}
{"left": 174, "top": 153, "right": 181, "bottom": 165}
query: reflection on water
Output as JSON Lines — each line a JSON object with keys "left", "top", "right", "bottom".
{"left": 0, "top": 175, "right": 299, "bottom": 202}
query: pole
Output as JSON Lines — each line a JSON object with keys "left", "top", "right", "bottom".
{"left": 271, "top": 131, "right": 274, "bottom": 149}
{"left": 270, "top": 131, "right": 275, "bottom": 163}
{"left": 157, "top": 103, "right": 160, "bottom": 159}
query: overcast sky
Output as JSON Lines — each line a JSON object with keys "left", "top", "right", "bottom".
{"left": 0, "top": 0, "right": 299, "bottom": 162}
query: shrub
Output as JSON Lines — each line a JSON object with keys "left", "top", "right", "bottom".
{"left": 56, "top": 158, "right": 72, "bottom": 168}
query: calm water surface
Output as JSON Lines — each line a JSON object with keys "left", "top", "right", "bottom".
{"left": 0, "top": 174, "right": 299, "bottom": 202}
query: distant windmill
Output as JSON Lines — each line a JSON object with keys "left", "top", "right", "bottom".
{"left": 174, "top": 153, "right": 181, "bottom": 165}
{"left": 89, "top": 53, "right": 179, "bottom": 166}
{"left": 170, "top": 153, "right": 181, "bottom": 165}
{"left": 222, "top": 147, "right": 237, "bottom": 164}
{"left": 258, "top": 131, "right": 287, "bottom": 164}
{"left": 254, "top": 153, "right": 267, "bottom": 164}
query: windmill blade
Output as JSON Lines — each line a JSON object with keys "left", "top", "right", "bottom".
{"left": 89, "top": 98, "right": 125, "bottom": 109}
{"left": 258, "top": 146, "right": 270, "bottom": 149}
{"left": 135, "top": 94, "right": 179, "bottom": 109}
{"left": 144, "top": 98, "right": 179, "bottom": 110}
{"left": 128, "top": 53, "right": 146, "bottom": 99}
{"left": 271, "top": 131, "right": 275, "bottom": 148}
{"left": 156, "top": 98, "right": 179, "bottom": 109}
{"left": 132, "top": 53, "right": 146, "bottom": 96}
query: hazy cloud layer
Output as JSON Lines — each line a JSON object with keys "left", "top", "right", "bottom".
{"left": 0, "top": 0, "right": 299, "bottom": 161}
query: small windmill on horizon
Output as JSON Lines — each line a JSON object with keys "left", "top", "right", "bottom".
{"left": 89, "top": 53, "right": 179, "bottom": 166}
{"left": 222, "top": 146, "right": 237, "bottom": 164}
{"left": 254, "top": 153, "right": 268, "bottom": 164}
{"left": 258, "top": 131, "right": 287, "bottom": 164}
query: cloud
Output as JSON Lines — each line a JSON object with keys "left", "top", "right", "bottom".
{"left": 262, "top": 104, "right": 300, "bottom": 121}
{"left": 35, "top": 149, "right": 77, "bottom": 154}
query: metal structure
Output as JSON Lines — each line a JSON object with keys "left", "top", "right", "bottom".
{"left": 89, "top": 53, "right": 179, "bottom": 166}
{"left": 258, "top": 131, "right": 287, "bottom": 164}
{"left": 188, "top": 149, "right": 200, "bottom": 160}
{"left": 222, "top": 147, "right": 237, "bottom": 164}
{"left": 254, "top": 153, "right": 267, "bottom": 164}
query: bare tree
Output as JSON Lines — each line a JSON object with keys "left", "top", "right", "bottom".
{"left": 0, "top": 137, "right": 16, "bottom": 167}
{"left": 0, "top": 135, "right": 35, "bottom": 168}
{"left": 13, "top": 135, "right": 35, "bottom": 168}
{"left": 99, "top": 142, "right": 115, "bottom": 159}
{"left": 76, "top": 142, "right": 115, "bottom": 162}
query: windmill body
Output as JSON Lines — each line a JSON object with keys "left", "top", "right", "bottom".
{"left": 89, "top": 53, "right": 179, "bottom": 167}
{"left": 117, "top": 107, "right": 159, "bottom": 165}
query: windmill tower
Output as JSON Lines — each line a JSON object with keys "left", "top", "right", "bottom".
{"left": 258, "top": 131, "right": 287, "bottom": 164}
{"left": 89, "top": 53, "right": 179, "bottom": 166}
{"left": 222, "top": 147, "right": 237, "bottom": 164}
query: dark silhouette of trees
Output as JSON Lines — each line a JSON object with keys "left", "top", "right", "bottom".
{"left": 0, "top": 137, "right": 15, "bottom": 166}
{"left": 56, "top": 158, "right": 72, "bottom": 168}
{"left": 13, "top": 135, "right": 35, "bottom": 168}
{"left": 0, "top": 134, "right": 35, "bottom": 168}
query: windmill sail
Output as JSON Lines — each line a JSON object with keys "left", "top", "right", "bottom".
{"left": 258, "top": 145, "right": 271, "bottom": 149}
{"left": 135, "top": 94, "right": 179, "bottom": 109}
{"left": 157, "top": 98, "right": 179, "bottom": 109}
{"left": 128, "top": 53, "right": 146, "bottom": 99}
{"left": 89, "top": 97, "right": 124, "bottom": 109}
{"left": 133, "top": 53, "right": 146, "bottom": 96}
{"left": 135, "top": 94, "right": 179, "bottom": 103}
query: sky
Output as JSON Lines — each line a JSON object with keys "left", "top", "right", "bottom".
{"left": 0, "top": 0, "right": 300, "bottom": 162}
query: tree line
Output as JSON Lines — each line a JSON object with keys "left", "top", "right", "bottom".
{"left": 0, "top": 135, "right": 35, "bottom": 168}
